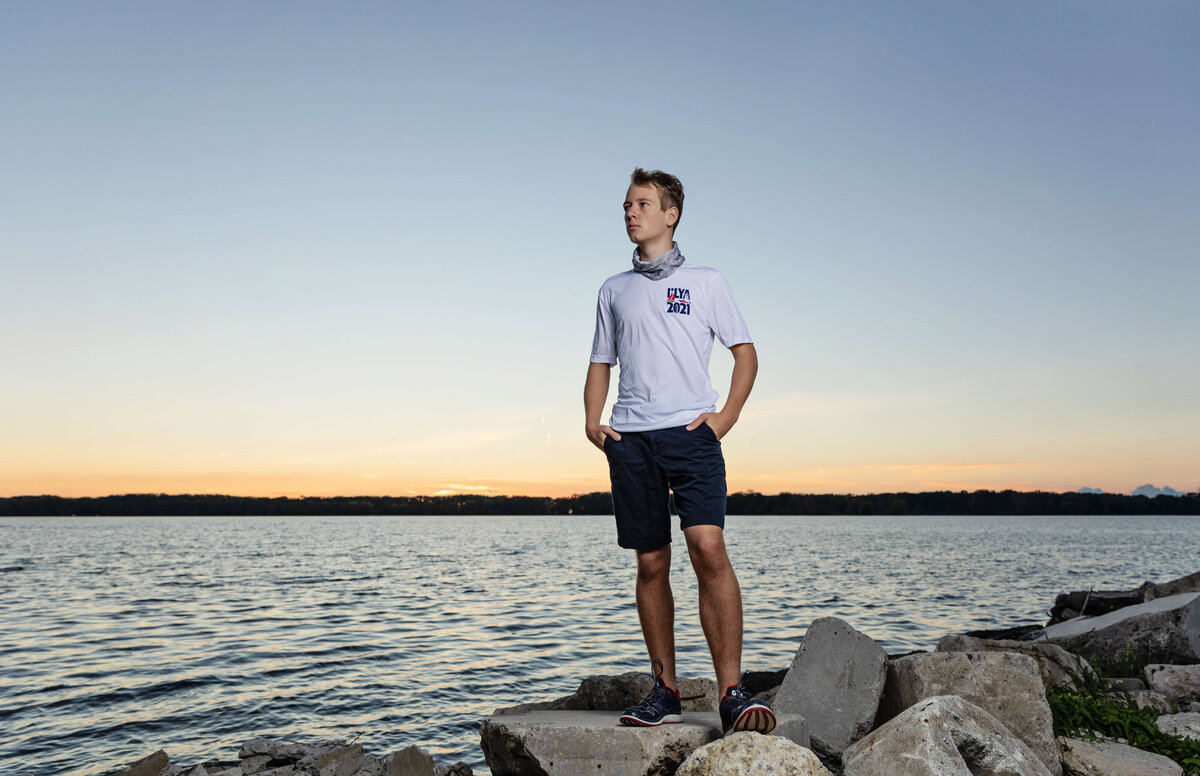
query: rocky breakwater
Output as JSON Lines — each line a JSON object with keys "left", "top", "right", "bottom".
{"left": 102, "top": 569, "right": 1200, "bottom": 776}
{"left": 102, "top": 737, "right": 473, "bottom": 776}
{"left": 483, "top": 569, "right": 1200, "bottom": 776}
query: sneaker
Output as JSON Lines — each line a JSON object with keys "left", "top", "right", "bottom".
{"left": 719, "top": 681, "right": 777, "bottom": 735}
{"left": 619, "top": 659, "right": 683, "bottom": 727}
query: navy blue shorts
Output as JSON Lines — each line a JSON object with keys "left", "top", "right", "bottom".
{"left": 603, "top": 424, "right": 727, "bottom": 551}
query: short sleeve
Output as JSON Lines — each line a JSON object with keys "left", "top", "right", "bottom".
{"left": 589, "top": 286, "right": 618, "bottom": 364}
{"left": 705, "top": 272, "right": 753, "bottom": 348}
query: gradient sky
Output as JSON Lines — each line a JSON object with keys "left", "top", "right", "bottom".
{"left": 2, "top": 1, "right": 1197, "bottom": 499}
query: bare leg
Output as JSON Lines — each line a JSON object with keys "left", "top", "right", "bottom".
{"left": 635, "top": 544, "right": 677, "bottom": 689}
{"left": 683, "top": 525, "right": 742, "bottom": 692}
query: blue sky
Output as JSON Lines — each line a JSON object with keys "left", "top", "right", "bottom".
{"left": 2, "top": 1, "right": 1197, "bottom": 497}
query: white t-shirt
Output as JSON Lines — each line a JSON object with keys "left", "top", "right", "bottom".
{"left": 590, "top": 262, "right": 753, "bottom": 432}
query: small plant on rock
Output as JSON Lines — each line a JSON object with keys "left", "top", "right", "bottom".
{"left": 1047, "top": 663, "right": 1200, "bottom": 775}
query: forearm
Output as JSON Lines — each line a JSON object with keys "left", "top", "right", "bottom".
{"left": 719, "top": 343, "right": 758, "bottom": 422}
{"left": 584, "top": 362, "right": 612, "bottom": 430}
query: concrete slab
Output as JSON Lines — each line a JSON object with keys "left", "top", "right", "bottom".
{"left": 480, "top": 710, "right": 807, "bottom": 776}
{"left": 1042, "top": 592, "right": 1200, "bottom": 668}
{"left": 1042, "top": 592, "right": 1199, "bottom": 640}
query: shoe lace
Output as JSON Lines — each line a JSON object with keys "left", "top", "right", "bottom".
{"left": 722, "top": 672, "right": 752, "bottom": 704}
{"left": 631, "top": 658, "right": 676, "bottom": 710}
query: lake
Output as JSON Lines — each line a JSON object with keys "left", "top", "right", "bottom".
{"left": 2, "top": 514, "right": 1196, "bottom": 775}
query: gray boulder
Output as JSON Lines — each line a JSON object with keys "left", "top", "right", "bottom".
{"left": 434, "top": 764, "right": 471, "bottom": 776}
{"left": 1058, "top": 737, "right": 1183, "bottom": 776}
{"left": 843, "top": 695, "right": 1053, "bottom": 776}
{"left": 937, "top": 634, "right": 1095, "bottom": 689}
{"left": 384, "top": 747, "right": 435, "bottom": 776}
{"left": 676, "top": 731, "right": 832, "bottom": 776}
{"left": 1042, "top": 592, "right": 1200, "bottom": 668}
{"left": 300, "top": 744, "right": 380, "bottom": 776}
{"left": 1146, "top": 571, "right": 1200, "bottom": 602}
{"left": 1157, "top": 712, "right": 1200, "bottom": 742}
{"left": 111, "top": 751, "right": 171, "bottom": 776}
{"left": 879, "top": 651, "right": 1060, "bottom": 774}
{"left": 1145, "top": 664, "right": 1200, "bottom": 703}
{"left": 774, "top": 617, "right": 888, "bottom": 760}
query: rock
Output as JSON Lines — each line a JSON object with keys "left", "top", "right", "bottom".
{"left": 675, "top": 731, "right": 833, "bottom": 776}
{"left": 183, "top": 767, "right": 209, "bottom": 776}
{"left": 1145, "top": 664, "right": 1200, "bottom": 703}
{"left": 1146, "top": 571, "right": 1200, "bottom": 602}
{"left": 111, "top": 751, "right": 172, "bottom": 776}
{"left": 937, "top": 634, "right": 1096, "bottom": 689}
{"left": 434, "top": 763, "right": 471, "bottom": 776}
{"left": 1042, "top": 592, "right": 1200, "bottom": 669}
{"left": 241, "top": 740, "right": 324, "bottom": 763}
{"left": 494, "top": 672, "right": 717, "bottom": 715}
{"left": 1058, "top": 736, "right": 1183, "bottom": 776}
{"left": 740, "top": 668, "right": 788, "bottom": 696}
{"left": 384, "top": 746, "right": 435, "bottom": 776}
{"left": 964, "top": 623, "right": 1045, "bottom": 641}
{"left": 1048, "top": 589, "right": 1145, "bottom": 625}
{"left": 1108, "top": 677, "right": 1149, "bottom": 692}
{"left": 774, "top": 617, "right": 888, "bottom": 760}
{"left": 1126, "top": 690, "right": 1174, "bottom": 713}
{"left": 301, "top": 744, "right": 378, "bottom": 776}
{"left": 1157, "top": 711, "right": 1200, "bottom": 741}
{"left": 241, "top": 756, "right": 273, "bottom": 775}
{"left": 263, "top": 768, "right": 295, "bottom": 776}
{"left": 879, "top": 651, "right": 1060, "bottom": 774}
{"left": 843, "top": 695, "right": 1053, "bottom": 776}
{"left": 480, "top": 710, "right": 720, "bottom": 775}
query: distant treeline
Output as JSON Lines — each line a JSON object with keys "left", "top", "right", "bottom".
{"left": 2, "top": 490, "right": 1198, "bottom": 516}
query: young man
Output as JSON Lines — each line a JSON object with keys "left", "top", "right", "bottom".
{"left": 584, "top": 168, "right": 774, "bottom": 734}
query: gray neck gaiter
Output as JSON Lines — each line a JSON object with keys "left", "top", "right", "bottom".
{"left": 632, "top": 243, "right": 686, "bottom": 281}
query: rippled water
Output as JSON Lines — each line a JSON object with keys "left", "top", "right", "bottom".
{"left": 2, "top": 514, "right": 1197, "bottom": 775}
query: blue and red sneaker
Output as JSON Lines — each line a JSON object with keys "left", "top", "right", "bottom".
{"left": 619, "top": 659, "right": 684, "bottom": 726}
{"left": 719, "top": 682, "right": 776, "bottom": 735}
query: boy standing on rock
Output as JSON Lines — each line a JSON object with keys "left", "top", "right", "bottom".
{"left": 584, "top": 167, "right": 775, "bottom": 734}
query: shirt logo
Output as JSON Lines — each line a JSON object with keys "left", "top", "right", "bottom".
{"left": 666, "top": 287, "right": 691, "bottom": 315}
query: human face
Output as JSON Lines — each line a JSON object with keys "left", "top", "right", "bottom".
{"left": 623, "top": 183, "right": 677, "bottom": 250}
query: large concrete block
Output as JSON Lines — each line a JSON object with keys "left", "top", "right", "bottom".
{"left": 479, "top": 710, "right": 806, "bottom": 776}
{"left": 774, "top": 617, "right": 887, "bottom": 759}
{"left": 880, "top": 651, "right": 1060, "bottom": 774}
{"left": 1058, "top": 737, "right": 1183, "bottom": 776}
{"left": 937, "top": 634, "right": 1095, "bottom": 689}
{"left": 843, "top": 695, "right": 1053, "bottom": 776}
{"left": 676, "top": 731, "right": 832, "bottom": 776}
{"left": 1043, "top": 592, "right": 1200, "bottom": 668}
{"left": 1145, "top": 664, "right": 1200, "bottom": 703}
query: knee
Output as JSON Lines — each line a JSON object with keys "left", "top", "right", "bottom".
{"left": 636, "top": 546, "right": 671, "bottom": 583}
{"left": 687, "top": 537, "right": 732, "bottom": 580}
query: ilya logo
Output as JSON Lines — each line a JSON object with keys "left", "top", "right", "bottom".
{"left": 665, "top": 287, "right": 691, "bottom": 315}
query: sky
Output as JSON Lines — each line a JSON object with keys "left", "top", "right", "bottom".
{"left": 2, "top": 1, "right": 1197, "bottom": 499}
